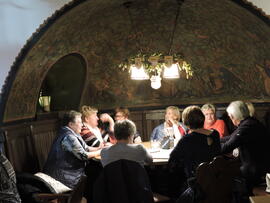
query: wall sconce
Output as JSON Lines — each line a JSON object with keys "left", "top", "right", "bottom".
{"left": 39, "top": 96, "right": 51, "bottom": 112}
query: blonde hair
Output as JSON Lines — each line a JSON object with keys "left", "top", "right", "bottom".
{"left": 81, "top": 105, "right": 98, "bottom": 121}
{"left": 245, "top": 102, "right": 255, "bottom": 117}
{"left": 166, "top": 106, "right": 181, "bottom": 121}
{"left": 201, "top": 103, "right": 216, "bottom": 114}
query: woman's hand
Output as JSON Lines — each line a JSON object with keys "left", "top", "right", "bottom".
{"left": 166, "top": 119, "right": 175, "bottom": 127}
{"left": 100, "top": 113, "right": 115, "bottom": 132}
{"left": 100, "top": 113, "right": 113, "bottom": 123}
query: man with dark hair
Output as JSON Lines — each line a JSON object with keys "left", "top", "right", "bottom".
{"left": 0, "top": 152, "right": 21, "bottom": 203}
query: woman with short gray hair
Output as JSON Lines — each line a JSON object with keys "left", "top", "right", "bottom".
{"left": 222, "top": 101, "right": 270, "bottom": 194}
{"left": 201, "top": 103, "right": 229, "bottom": 138}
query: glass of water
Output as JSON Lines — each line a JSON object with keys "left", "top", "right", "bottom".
{"left": 151, "top": 139, "right": 160, "bottom": 149}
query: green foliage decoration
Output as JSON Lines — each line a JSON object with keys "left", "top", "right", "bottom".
{"left": 119, "top": 53, "right": 193, "bottom": 79}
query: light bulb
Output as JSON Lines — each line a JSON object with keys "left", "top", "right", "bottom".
{"left": 150, "top": 75, "right": 162, "bottom": 89}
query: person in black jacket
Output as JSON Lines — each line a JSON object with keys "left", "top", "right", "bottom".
{"left": 168, "top": 105, "right": 221, "bottom": 198}
{"left": 221, "top": 100, "right": 270, "bottom": 193}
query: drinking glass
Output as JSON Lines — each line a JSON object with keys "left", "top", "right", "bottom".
{"left": 150, "top": 139, "right": 160, "bottom": 149}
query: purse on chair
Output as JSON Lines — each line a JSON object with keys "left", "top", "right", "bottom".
{"left": 17, "top": 172, "right": 86, "bottom": 203}
{"left": 34, "top": 173, "right": 87, "bottom": 203}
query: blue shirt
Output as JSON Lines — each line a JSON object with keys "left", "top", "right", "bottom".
{"left": 151, "top": 122, "right": 187, "bottom": 141}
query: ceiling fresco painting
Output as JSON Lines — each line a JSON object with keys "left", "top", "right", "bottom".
{"left": 1, "top": 0, "right": 270, "bottom": 123}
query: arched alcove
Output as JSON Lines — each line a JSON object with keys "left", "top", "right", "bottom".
{"left": 38, "top": 53, "right": 86, "bottom": 112}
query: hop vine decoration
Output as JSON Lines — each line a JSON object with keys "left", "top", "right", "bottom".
{"left": 119, "top": 53, "right": 193, "bottom": 79}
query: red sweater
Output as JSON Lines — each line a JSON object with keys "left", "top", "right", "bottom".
{"left": 204, "top": 119, "right": 229, "bottom": 138}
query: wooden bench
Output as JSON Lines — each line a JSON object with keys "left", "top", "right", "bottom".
{"left": 2, "top": 119, "right": 59, "bottom": 173}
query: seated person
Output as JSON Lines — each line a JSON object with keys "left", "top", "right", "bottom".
{"left": 245, "top": 102, "right": 255, "bottom": 117}
{"left": 0, "top": 152, "right": 21, "bottom": 203}
{"left": 43, "top": 110, "right": 101, "bottom": 189}
{"left": 100, "top": 119, "right": 153, "bottom": 167}
{"left": 221, "top": 101, "right": 270, "bottom": 194}
{"left": 80, "top": 105, "right": 114, "bottom": 147}
{"left": 201, "top": 103, "right": 229, "bottom": 138}
{"left": 151, "top": 106, "right": 187, "bottom": 144}
{"left": 114, "top": 107, "right": 142, "bottom": 143}
{"left": 168, "top": 106, "right": 221, "bottom": 197}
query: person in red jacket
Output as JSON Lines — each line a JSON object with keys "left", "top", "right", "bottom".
{"left": 201, "top": 103, "right": 229, "bottom": 138}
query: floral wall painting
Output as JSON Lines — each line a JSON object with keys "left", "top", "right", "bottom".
{"left": 1, "top": 0, "right": 270, "bottom": 123}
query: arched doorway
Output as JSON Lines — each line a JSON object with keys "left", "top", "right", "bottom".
{"left": 38, "top": 53, "right": 86, "bottom": 112}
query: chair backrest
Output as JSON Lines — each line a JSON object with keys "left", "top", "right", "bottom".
{"left": 93, "top": 159, "right": 154, "bottom": 203}
{"left": 68, "top": 175, "right": 87, "bottom": 203}
{"left": 30, "top": 119, "right": 60, "bottom": 171}
{"left": 196, "top": 156, "right": 241, "bottom": 203}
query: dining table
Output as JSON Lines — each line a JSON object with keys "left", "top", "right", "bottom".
{"left": 142, "top": 141, "right": 172, "bottom": 165}
{"left": 249, "top": 195, "right": 270, "bottom": 203}
{"left": 93, "top": 141, "right": 172, "bottom": 165}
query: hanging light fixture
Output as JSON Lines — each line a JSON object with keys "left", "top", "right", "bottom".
{"left": 120, "top": 0, "right": 192, "bottom": 89}
{"left": 163, "top": 56, "right": 180, "bottom": 79}
{"left": 130, "top": 57, "right": 149, "bottom": 80}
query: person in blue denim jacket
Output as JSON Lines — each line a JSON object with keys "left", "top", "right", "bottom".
{"left": 150, "top": 106, "right": 187, "bottom": 144}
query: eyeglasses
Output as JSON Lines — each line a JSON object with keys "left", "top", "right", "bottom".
{"left": 115, "top": 114, "right": 124, "bottom": 118}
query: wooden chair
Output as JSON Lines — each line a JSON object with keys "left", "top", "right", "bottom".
{"left": 195, "top": 156, "right": 241, "bottom": 203}
{"left": 34, "top": 175, "right": 87, "bottom": 203}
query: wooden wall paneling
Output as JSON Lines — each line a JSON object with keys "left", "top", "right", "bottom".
{"left": 141, "top": 111, "right": 147, "bottom": 141}
{"left": 145, "top": 110, "right": 165, "bottom": 141}
{"left": 30, "top": 119, "right": 60, "bottom": 171}
{"left": 3, "top": 123, "right": 38, "bottom": 173}
{"left": 130, "top": 111, "right": 144, "bottom": 140}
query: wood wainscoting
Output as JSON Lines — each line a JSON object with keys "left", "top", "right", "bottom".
{"left": 129, "top": 110, "right": 165, "bottom": 141}
{"left": 2, "top": 122, "right": 37, "bottom": 173}
{"left": 1, "top": 110, "right": 166, "bottom": 173}
{"left": 2, "top": 119, "right": 59, "bottom": 173}
{"left": 1, "top": 104, "right": 269, "bottom": 173}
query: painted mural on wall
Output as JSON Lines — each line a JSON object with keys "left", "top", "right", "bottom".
{"left": 2, "top": 0, "right": 270, "bottom": 122}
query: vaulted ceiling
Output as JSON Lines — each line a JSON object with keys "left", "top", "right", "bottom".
{"left": 0, "top": 0, "right": 270, "bottom": 124}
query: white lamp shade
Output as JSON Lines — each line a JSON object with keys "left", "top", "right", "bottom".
{"left": 163, "top": 63, "right": 180, "bottom": 79}
{"left": 130, "top": 65, "right": 149, "bottom": 80}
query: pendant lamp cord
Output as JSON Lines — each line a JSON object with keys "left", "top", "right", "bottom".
{"left": 123, "top": 1, "right": 144, "bottom": 54}
{"left": 168, "top": 0, "right": 184, "bottom": 55}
